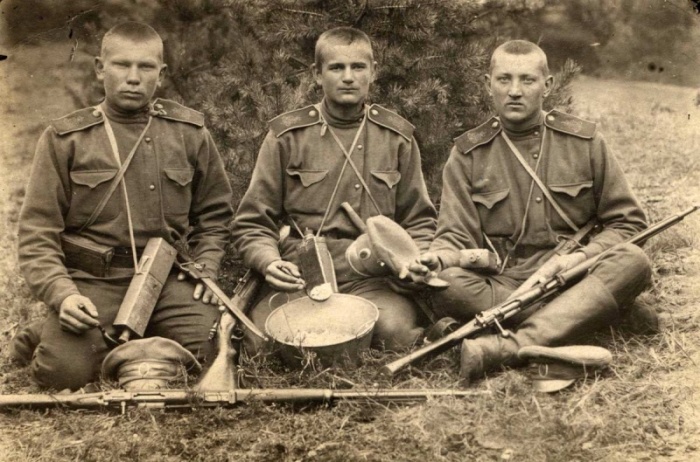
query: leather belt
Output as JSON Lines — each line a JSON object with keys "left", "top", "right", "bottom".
{"left": 111, "top": 246, "right": 145, "bottom": 268}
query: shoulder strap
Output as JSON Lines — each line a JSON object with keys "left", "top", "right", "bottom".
{"left": 453, "top": 117, "right": 502, "bottom": 153}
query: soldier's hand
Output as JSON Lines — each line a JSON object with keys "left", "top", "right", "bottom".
{"left": 59, "top": 294, "right": 100, "bottom": 334}
{"left": 193, "top": 283, "right": 221, "bottom": 305}
{"left": 407, "top": 252, "right": 441, "bottom": 274}
{"left": 265, "top": 260, "right": 305, "bottom": 292}
{"left": 509, "top": 251, "right": 588, "bottom": 300}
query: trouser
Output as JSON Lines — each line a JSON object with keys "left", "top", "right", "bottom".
{"left": 27, "top": 271, "right": 218, "bottom": 391}
{"left": 244, "top": 276, "right": 424, "bottom": 356}
{"left": 431, "top": 243, "right": 652, "bottom": 323}
{"left": 431, "top": 243, "right": 652, "bottom": 378}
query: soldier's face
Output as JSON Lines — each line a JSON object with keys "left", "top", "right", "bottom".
{"left": 315, "top": 42, "right": 376, "bottom": 109}
{"left": 486, "top": 51, "right": 553, "bottom": 128}
{"left": 95, "top": 37, "right": 166, "bottom": 112}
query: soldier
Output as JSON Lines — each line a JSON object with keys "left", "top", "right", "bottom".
{"left": 232, "top": 27, "right": 437, "bottom": 352}
{"left": 414, "top": 40, "right": 652, "bottom": 381}
{"left": 12, "top": 22, "right": 233, "bottom": 390}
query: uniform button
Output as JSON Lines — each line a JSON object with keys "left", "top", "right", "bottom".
{"left": 145, "top": 137, "right": 152, "bottom": 143}
{"left": 309, "top": 110, "right": 317, "bottom": 117}
{"left": 357, "top": 145, "right": 363, "bottom": 150}
{"left": 371, "top": 109, "right": 379, "bottom": 116}
{"left": 533, "top": 153, "right": 539, "bottom": 159}
{"left": 92, "top": 110, "right": 102, "bottom": 118}
{"left": 535, "top": 197, "right": 542, "bottom": 203}
{"left": 354, "top": 184, "right": 361, "bottom": 190}
{"left": 534, "top": 131, "right": 539, "bottom": 136}
{"left": 155, "top": 103, "right": 164, "bottom": 110}
{"left": 149, "top": 184, "right": 156, "bottom": 191}
{"left": 491, "top": 121, "right": 499, "bottom": 128}
{"left": 547, "top": 115, "right": 555, "bottom": 122}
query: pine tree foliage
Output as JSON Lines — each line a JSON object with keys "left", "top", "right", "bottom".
{"left": 78, "top": 0, "right": 579, "bottom": 206}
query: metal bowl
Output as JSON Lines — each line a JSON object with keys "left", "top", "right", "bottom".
{"left": 265, "top": 293, "right": 379, "bottom": 369}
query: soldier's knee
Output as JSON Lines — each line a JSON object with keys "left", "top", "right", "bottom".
{"left": 372, "top": 317, "right": 422, "bottom": 351}
{"left": 620, "top": 243, "right": 652, "bottom": 281}
{"left": 31, "top": 345, "right": 97, "bottom": 391}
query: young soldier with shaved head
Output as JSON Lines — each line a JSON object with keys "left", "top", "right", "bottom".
{"left": 414, "top": 40, "right": 652, "bottom": 381}
{"left": 12, "top": 22, "right": 233, "bottom": 390}
{"left": 232, "top": 27, "right": 437, "bottom": 353}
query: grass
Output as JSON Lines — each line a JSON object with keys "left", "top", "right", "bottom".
{"left": 1, "top": 43, "right": 700, "bottom": 461}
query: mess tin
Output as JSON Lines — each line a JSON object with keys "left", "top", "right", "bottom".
{"left": 265, "top": 293, "right": 378, "bottom": 369}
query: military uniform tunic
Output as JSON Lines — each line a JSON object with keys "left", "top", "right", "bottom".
{"left": 18, "top": 99, "right": 233, "bottom": 390}
{"left": 429, "top": 110, "right": 651, "bottom": 320}
{"left": 232, "top": 101, "right": 437, "bottom": 350}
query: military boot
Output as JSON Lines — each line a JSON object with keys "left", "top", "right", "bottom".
{"left": 460, "top": 275, "right": 619, "bottom": 382}
{"left": 8, "top": 319, "right": 44, "bottom": 366}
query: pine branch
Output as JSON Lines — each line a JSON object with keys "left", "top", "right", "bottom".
{"left": 280, "top": 8, "right": 325, "bottom": 17}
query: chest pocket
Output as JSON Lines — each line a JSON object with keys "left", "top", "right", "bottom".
{"left": 471, "top": 188, "right": 514, "bottom": 235}
{"left": 67, "top": 169, "right": 120, "bottom": 225}
{"left": 286, "top": 169, "right": 329, "bottom": 214}
{"left": 162, "top": 167, "right": 194, "bottom": 216}
{"left": 548, "top": 181, "right": 595, "bottom": 229}
{"left": 370, "top": 170, "right": 401, "bottom": 215}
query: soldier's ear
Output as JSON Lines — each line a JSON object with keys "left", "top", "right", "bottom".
{"left": 543, "top": 74, "right": 554, "bottom": 98}
{"left": 371, "top": 60, "right": 378, "bottom": 83}
{"left": 483, "top": 74, "right": 492, "bottom": 96}
{"left": 95, "top": 56, "right": 105, "bottom": 81}
{"left": 312, "top": 62, "right": 323, "bottom": 87}
{"left": 157, "top": 64, "right": 167, "bottom": 88}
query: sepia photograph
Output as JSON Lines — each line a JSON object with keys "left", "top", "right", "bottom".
{"left": 0, "top": 1, "right": 699, "bottom": 460}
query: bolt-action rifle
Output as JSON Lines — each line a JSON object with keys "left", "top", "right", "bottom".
{"left": 0, "top": 388, "right": 488, "bottom": 413}
{"left": 381, "top": 205, "right": 700, "bottom": 377}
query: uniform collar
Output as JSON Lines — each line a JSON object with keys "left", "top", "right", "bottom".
{"left": 320, "top": 98, "right": 366, "bottom": 128}
{"left": 500, "top": 111, "right": 545, "bottom": 139}
{"left": 102, "top": 100, "right": 151, "bottom": 124}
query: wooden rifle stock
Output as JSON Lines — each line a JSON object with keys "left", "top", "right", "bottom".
{"left": 195, "top": 269, "right": 263, "bottom": 392}
{"left": 381, "top": 205, "right": 699, "bottom": 377}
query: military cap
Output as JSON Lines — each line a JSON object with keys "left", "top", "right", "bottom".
{"left": 102, "top": 337, "right": 201, "bottom": 391}
{"left": 345, "top": 215, "right": 447, "bottom": 287}
{"left": 518, "top": 345, "right": 612, "bottom": 393}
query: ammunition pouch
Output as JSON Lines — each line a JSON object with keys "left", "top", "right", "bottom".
{"left": 60, "top": 233, "right": 115, "bottom": 277}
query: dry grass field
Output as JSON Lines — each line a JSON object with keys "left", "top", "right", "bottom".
{"left": 0, "top": 42, "right": 699, "bottom": 462}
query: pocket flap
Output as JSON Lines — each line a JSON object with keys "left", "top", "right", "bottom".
{"left": 371, "top": 170, "right": 402, "bottom": 189}
{"left": 549, "top": 181, "right": 593, "bottom": 197}
{"left": 286, "top": 169, "right": 328, "bottom": 187}
{"left": 164, "top": 168, "right": 195, "bottom": 186}
{"left": 472, "top": 189, "right": 509, "bottom": 210}
{"left": 70, "top": 170, "right": 117, "bottom": 189}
